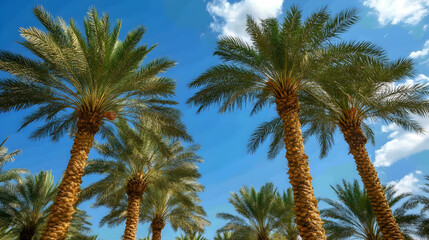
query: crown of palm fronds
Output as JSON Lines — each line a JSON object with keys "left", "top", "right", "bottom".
{"left": 248, "top": 54, "right": 429, "bottom": 159}
{"left": 321, "top": 179, "right": 420, "bottom": 239}
{"left": 217, "top": 183, "right": 287, "bottom": 240}
{"left": 188, "top": 5, "right": 387, "bottom": 114}
{"left": 80, "top": 122, "right": 201, "bottom": 209}
{"left": 175, "top": 232, "right": 208, "bottom": 240}
{"left": 0, "top": 6, "right": 189, "bottom": 142}
{"left": 0, "top": 171, "right": 93, "bottom": 239}
{"left": 0, "top": 137, "right": 28, "bottom": 183}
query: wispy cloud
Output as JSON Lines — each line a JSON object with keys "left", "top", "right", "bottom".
{"left": 410, "top": 40, "right": 429, "bottom": 60}
{"left": 206, "top": 0, "right": 284, "bottom": 42}
{"left": 388, "top": 172, "right": 420, "bottom": 195}
{"left": 374, "top": 74, "right": 429, "bottom": 167}
{"left": 363, "top": 0, "right": 429, "bottom": 25}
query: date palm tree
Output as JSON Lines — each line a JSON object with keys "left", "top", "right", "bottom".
{"left": 0, "top": 137, "right": 28, "bottom": 183}
{"left": 80, "top": 123, "right": 201, "bottom": 240}
{"left": 188, "top": 6, "right": 385, "bottom": 239}
{"left": 0, "top": 6, "right": 190, "bottom": 239}
{"left": 0, "top": 171, "right": 93, "bottom": 240}
{"left": 217, "top": 183, "right": 281, "bottom": 240}
{"left": 248, "top": 56, "right": 427, "bottom": 239}
{"left": 321, "top": 179, "right": 420, "bottom": 240}
{"left": 214, "top": 232, "right": 232, "bottom": 240}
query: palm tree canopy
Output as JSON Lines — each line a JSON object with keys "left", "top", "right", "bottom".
{"left": 80, "top": 122, "right": 202, "bottom": 209}
{"left": 272, "top": 188, "right": 299, "bottom": 240}
{"left": 411, "top": 175, "right": 429, "bottom": 238}
{"left": 321, "top": 179, "right": 420, "bottom": 240}
{"left": 188, "top": 5, "right": 387, "bottom": 114}
{"left": 248, "top": 55, "right": 429, "bottom": 159}
{"left": 0, "top": 137, "right": 28, "bottom": 183}
{"left": 175, "top": 232, "right": 208, "bottom": 240}
{"left": 217, "top": 183, "right": 282, "bottom": 240}
{"left": 0, "top": 6, "right": 190, "bottom": 142}
{"left": 0, "top": 170, "right": 93, "bottom": 239}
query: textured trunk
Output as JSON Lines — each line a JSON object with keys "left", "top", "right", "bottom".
{"left": 150, "top": 218, "right": 165, "bottom": 240}
{"left": 123, "top": 193, "right": 143, "bottom": 240}
{"left": 341, "top": 125, "right": 404, "bottom": 239}
{"left": 123, "top": 175, "right": 147, "bottom": 240}
{"left": 275, "top": 93, "right": 326, "bottom": 240}
{"left": 40, "top": 111, "right": 103, "bottom": 240}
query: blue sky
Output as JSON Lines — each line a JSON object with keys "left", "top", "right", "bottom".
{"left": 1, "top": 0, "right": 429, "bottom": 239}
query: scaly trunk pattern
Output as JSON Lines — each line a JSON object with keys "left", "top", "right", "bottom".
{"left": 341, "top": 125, "right": 404, "bottom": 239}
{"left": 275, "top": 93, "right": 326, "bottom": 240}
{"left": 150, "top": 217, "right": 165, "bottom": 240}
{"left": 41, "top": 111, "right": 103, "bottom": 240}
{"left": 123, "top": 175, "right": 147, "bottom": 240}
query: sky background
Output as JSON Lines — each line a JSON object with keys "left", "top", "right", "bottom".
{"left": 1, "top": 0, "right": 429, "bottom": 239}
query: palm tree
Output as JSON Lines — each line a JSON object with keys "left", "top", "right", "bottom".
{"left": 217, "top": 183, "right": 281, "bottom": 240}
{"left": 0, "top": 137, "right": 28, "bottom": 183}
{"left": 214, "top": 232, "right": 232, "bottom": 240}
{"left": 140, "top": 183, "right": 209, "bottom": 240}
{"left": 80, "top": 123, "right": 201, "bottom": 240}
{"left": 321, "top": 179, "right": 420, "bottom": 240}
{"left": 273, "top": 189, "right": 299, "bottom": 240}
{"left": 412, "top": 175, "right": 429, "bottom": 238}
{"left": 0, "top": 171, "right": 93, "bottom": 240}
{"left": 187, "top": 6, "right": 383, "bottom": 239}
{"left": 175, "top": 232, "right": 208, "bottom": 240}
{"left": 248, "top": 55, "right": 427, "bottom": 239}
{"left": 0, "top": 6, "right": 190, "bottom": 239}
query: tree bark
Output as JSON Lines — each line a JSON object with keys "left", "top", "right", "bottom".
{"left": 123, "top": 175, "right": 147, "bottom": 240}
{"left": 341, "top": 125, "right": 404, "bottom": 239}
{"left": 40, "top": 111, "right": 103, "bottom": 240}
{"left": 275, "top": 93, "right": 326, "bottom": 240}
{"left": 151, "top": 218, "right": 165, "bottom": 240}
{"left": 123, "top": 193, "right": 143, "bottom": 240}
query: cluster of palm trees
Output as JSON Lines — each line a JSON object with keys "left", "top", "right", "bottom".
{"left": 0, "top": 3, "right": 429, "bottom": 240}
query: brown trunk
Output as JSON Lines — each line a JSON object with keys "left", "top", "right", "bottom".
{"left": 123, "top": 193, "right": 143, "bottom": 240}
{"left": 40, "top": 111, "right": 103, "bottom": 240}
{"left": 275, "top": 93, "right": 326, "bottom": 240}
{"left": 123, "top": 175, "right": 147, "bottom": 240}
{"left": 151, "top": 217, "right": 165, "bottom": 240}
{"left": 341, "top": 125, "right": 404, "bottom": 239}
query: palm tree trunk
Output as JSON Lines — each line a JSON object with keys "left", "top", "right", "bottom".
{"left": 150, "top": 218, "right": 165, "bottom": 240}
{"left": 40, "top": 111, "right": 103, "bottom": 240}
{"left": 123, "top": 193, "right": 143, "bottom": 240}
{"left": 341, "top": 125, "right": 404, "bottom": 239}
{"left": 275, "top": 94, "right": 326, "bottom": 240}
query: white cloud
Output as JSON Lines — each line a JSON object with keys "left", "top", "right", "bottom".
{"left": 416, "top": 170, "right": 423, "bottom": 174}
{"left": 389, "top": 172, "right": 420, "bottom": 195}
{"left": 207, "top": 0, "right": 283, "bottom": 42}
{"left": 424, "top": 24, "right": 428, "bottom": 31}
{"left": 410, "top": 40, "right": 429, "bottom": 59}
{"left": 374, "top": 74, "right": 429, "bottom": 167}
{"left": 363, "top": 0, "right": 429, "bottom": 25}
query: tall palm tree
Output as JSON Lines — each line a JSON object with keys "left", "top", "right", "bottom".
{"left": 217, "top": 183, "right": 281, "bottom": 240}
{"left": 248, "top": 55, "right": 427, "bottom": 239}
{"left": 188, "top": 6, "right": 383, "bottom": 239}
{"left": 0, "top": 137, "right": 28, "bottom": 183}
{"left": 80, "top": 123, "right": 201, "bottom": 240}
{"left": 0, "top": 6, "right": 190, "bottom": 239}
{"left": 321, "top": 179, "right": 420, "bottom": 240}
{"left": 0, "top": 171, "right": 93, "bottom": 240}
